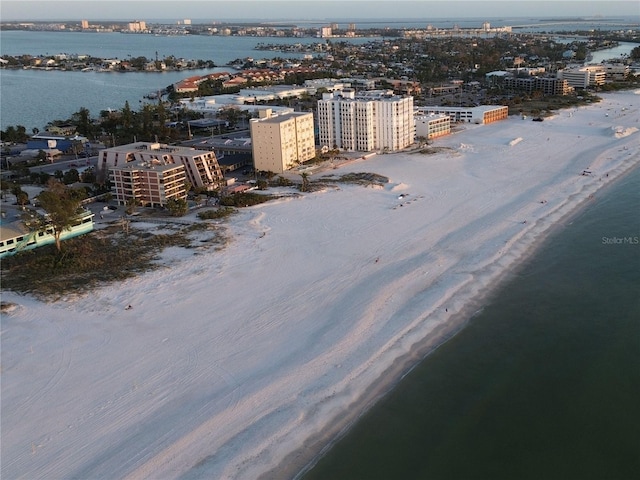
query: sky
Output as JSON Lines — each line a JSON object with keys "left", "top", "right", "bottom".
{"left": 1, "top": 1, "right": 639, "bottom": 23}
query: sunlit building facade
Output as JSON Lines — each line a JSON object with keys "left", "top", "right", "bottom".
{"left": 317, "top": 90, "right": 415, "bottom": 152}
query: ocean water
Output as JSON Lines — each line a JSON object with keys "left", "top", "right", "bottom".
{"left": 303, "top": 166, "right": 640, "bottom": 479}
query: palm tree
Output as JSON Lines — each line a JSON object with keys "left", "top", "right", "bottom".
{"left": 300, "top": 172, "right": 310, "bottom": 192}
{"left": 125, "top": 197, "right": 139, "bottom": 215}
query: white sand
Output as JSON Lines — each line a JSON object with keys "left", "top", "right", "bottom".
{"left": 2, "top": 91, "right": 639, "bottom": 480}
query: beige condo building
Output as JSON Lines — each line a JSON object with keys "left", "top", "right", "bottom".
{"left": 249, "top": 109, "right": 315, "bottom": 174}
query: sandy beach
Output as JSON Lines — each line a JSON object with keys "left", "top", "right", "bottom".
{"left": 1, "top": 90, "right": 639, "bottom": 480}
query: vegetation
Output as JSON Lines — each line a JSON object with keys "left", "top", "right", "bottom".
{"left": 0, "top": 53, "right": 215, "bottom": 73}
{"left": 0, "top": 125, "right": 29, "bottom": 144}
{"left": 10, "top": 183, "right": 30, "bottom": 208}
{"left": 0, "top": 222, "right": 228, "bottom": 300}
{"left": 319, "top": 172, "right": 389, "bottom": 187}
{"left": 506, "top": 93, "right": 602, "bottom": 117}
{"left": 411, "top": 146, "right": 456, "bottom": 155}
{"left": 165, "top": 197, "right": 189, "bottom": 216}
{"left": 197, "top": 206, "right": 237, "bottom": 220}
{"left": 219, "top": 191, "right": 280, "bottom": 207}
{"left": 299, "top": 172, "right": 310, "bottom": 192}
{"left": 34, "top": 179, "right": 87, "bottom": 252}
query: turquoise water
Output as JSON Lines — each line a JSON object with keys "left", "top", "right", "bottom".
{"left": 304, "top": 167, "right": 640, "bottom": 479}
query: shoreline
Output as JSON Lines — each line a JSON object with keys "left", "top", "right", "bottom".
{"left": 266, "top": 148, "right": 640, "bottom": 480}
{"left": 2, "top": 91, "right": 639, "bottom": 480}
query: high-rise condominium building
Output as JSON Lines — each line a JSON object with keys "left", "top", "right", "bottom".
{"left": 317, "top": 90, "right": 415, "bottom": 153}
{"left": 249, "top": 109, "right": 316, "bottom": 174}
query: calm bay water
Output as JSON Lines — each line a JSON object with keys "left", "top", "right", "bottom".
{"left": 304, "top": 167, "right": 640, "bottom": 479}
{"left": 1, "top": 21, "right": 638, "bottom": 131}
{"left": 0, "top": 30, "right": 357, "bottom": 131}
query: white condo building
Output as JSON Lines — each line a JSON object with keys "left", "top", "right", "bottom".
{"left": 249, "top": 109, "right": 316, "bottom": 174}
{"left": 414, "top": 105, "right": 508, "bottom": 125}
{"left": 415, "top": 114, "right": 451, "bottom": 140}
{"left": 558, "top": 65, "right": 607, "bottom": 89}
{"left": 317, "top": 90, "right": 415, "bottom": 153}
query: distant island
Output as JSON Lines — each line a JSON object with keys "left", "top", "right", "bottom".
{"left": 0, "top": 54, "right": 216, "bottom": 72}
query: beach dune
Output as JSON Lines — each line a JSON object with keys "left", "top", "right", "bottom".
{"left": 1, "top": 91, "right": 639, "bottom": 480}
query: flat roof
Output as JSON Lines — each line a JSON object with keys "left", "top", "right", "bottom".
{"left": 102, "top": 142, "right": 197, "bottom": 154}
{"left": 110, "top": 160, "right": 185, "bottom": 172}
{"left": 188, "top": 119, "right": 227, "bottom": 128}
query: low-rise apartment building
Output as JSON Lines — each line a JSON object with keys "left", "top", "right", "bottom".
{"left": 502, "top": 76, "right": 574, "bottom": 96}
{"left": 110, "top": 161, "right": 187, "bottom": 207}
{"left": 414, "top": 105, "right": 508, "bottom": 124}
{"left": 602, "top": 63, "right": 630, "bottom": 81}
{"left": 558, "top": 65, "right": 607, "bottom": 89}
{"left": 415, "top": 114, "right": 451, "bottom": 140}
{"left": 99, "top": 142, "right": 224, "bottom": 199}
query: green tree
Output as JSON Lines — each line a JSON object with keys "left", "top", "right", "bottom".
{"left": 1, "top": 125, "right": 29, "bottom": 143}
{"left": 129, "top": 56, "right": 148, "bottom": 70}
{"left": 36, "top": 179, "right": 87, "bottom": 252}
{"left": 0, "top": 179, "right": 12, "bottom": 200}
{"left": 63, "top": 168, "right": 80, "bottom": 185}
{"left": 10, "top": 183, "right": 24, "bottom": 202}
{"left": 165, "top": 197, "right": 188, "bottom": 216}
{"left": 217, "top": 106, "right": 241, "bottom": 128}
{"left": 81, "top": 168, "right": 96, "bottom": 184}
{"left": 71, "top": 107, "right": 93, "bottom": 138}
{"left": 38, "top": 172, "right": 52, "bottom": 184}
{"left": 36, "top": 149, "right": 48, "bottom": 163}
{"left": 15, "top": 190, "right": 29, "bottom": 209}
{"left": 121, "top": 101, "right": 134, "bottom": 131}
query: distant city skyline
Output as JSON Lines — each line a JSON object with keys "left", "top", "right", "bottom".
{"left": 2, "top": 1, "right": 639, "bottom": 22}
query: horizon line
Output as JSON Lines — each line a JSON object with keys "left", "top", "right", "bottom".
{"left": 4, "top": 14, "right": 640, "bottom": 23}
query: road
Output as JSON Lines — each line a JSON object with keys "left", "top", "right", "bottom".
{"left": 25, "top": 156, "right": 98, "bottom": 175}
